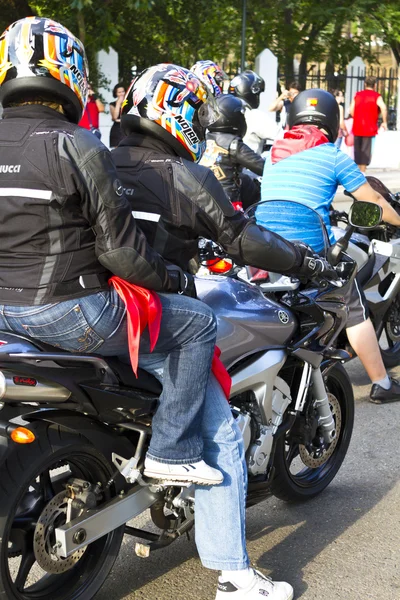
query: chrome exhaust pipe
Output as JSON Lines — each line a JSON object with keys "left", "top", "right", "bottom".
{"left": 0, "top": 370, "right": 71, "bottom": 402}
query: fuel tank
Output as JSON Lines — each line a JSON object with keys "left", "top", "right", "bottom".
{"left": 196, "top": 276, "right": 297, "bottom": 369}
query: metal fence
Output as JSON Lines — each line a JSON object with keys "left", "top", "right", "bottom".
{"left": 288, "top": 66, "right": 398, "bottom": 129}
{"left": 223, "top": 62, "right": 399, "bottom": 130}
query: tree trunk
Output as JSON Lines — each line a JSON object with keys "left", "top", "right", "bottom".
{"left": 390, "top": 42, "right": 400, "bottom": 67}
{"left": 298, "top": 23, "right": 328, "bottom": 89}
{"left": 76, "top": 10, "right": 86, "bottom": 45}
{"left": 282, "top": 7, "right": 294, "bottom": 85}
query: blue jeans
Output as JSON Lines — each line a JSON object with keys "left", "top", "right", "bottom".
{"left": 0, "top": 289, "right": 217, "bottom": 464}
{"left": 139, "top": 347, "right": 249, "bottom": 570}
{"left": 197, "top": 377, "right": 249, "bottom": 570}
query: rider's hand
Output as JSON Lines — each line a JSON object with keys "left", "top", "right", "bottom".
{"left": 166, "top": 265, "right": 197, "bottom": 298}
{"left": 294, "top": 242, "right": 338, "bottom": 283}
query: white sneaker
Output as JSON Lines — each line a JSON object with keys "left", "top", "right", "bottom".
{"left": 215, "top": 569, "right": 294, "bottom": 600}
{"left": 143, "top": 457, "right": 224, "bottom": 485}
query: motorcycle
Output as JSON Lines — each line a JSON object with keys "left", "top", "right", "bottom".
{"left": 0, "top": 201, "right": 379, "bottom": 600}
{"left": 330, "top": 177, "right": 400, "bottom": 368}
{"left": 331, "top": 175, "right": 400, "bottom": 243}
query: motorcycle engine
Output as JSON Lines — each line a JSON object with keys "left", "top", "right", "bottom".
{"left": 246, "top": 376, "right": 291, "bottom": 476}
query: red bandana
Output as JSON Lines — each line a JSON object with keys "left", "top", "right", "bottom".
{"left": 271, "top": 125, "right": 329, "bottom": 164}
{"left": 110, "top": 276, "right": 162, "bottom": 376}
{"left": 109, "top": 276, "right": 232, "bottom": 400}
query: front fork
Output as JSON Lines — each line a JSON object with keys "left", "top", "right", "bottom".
{"left": 312, "top": 367, "right": 336, "bottom": 444}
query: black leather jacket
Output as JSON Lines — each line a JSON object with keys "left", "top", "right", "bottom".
{"left": 112, "top": 133, "right": 302, "bottom": 274}
{"left": 0, "top": 106, "right": 173, "bottom": 305}
{"left": 201, "top": 132, "right": 265, "bottom": 203}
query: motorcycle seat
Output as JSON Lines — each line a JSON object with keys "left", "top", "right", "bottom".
{"left": 0, "top": 331, "right": 162, "bottom": 395}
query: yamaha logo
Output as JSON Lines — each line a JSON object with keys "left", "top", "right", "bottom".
{"left": 278, "top": 310, "right": 290, "bottom": 324}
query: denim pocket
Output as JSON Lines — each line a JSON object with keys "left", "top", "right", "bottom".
{"left": 21, "top": 304, "right": 104, "bottom": 353}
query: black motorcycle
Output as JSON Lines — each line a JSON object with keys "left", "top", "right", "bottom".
{"left": 330, "top": 176, "right": 400, "bottom": 367}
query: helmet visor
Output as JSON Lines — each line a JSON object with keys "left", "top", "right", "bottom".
{"left": 198, "top": 94, "right": 220, "bottom": 128}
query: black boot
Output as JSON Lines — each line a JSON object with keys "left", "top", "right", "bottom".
{"left": 370, "top": 377, "right": 400, "bottom": 404}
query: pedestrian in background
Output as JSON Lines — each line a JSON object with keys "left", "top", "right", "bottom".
{"left": 109, "top": 83, "right": 126, "bottom": 148}
{"left": 349, "top": 76, "right": 388, "bottom": 172}
{"left": 334, "top": 89, "right": 348, "bottom": 149}
{"left": 268, "top": 81, "right": 301, "bottom": 128}
{"left": 78, "top": 83, "right": 105, "bottom": 138}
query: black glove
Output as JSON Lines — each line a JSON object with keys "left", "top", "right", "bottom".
{"left": 294, "top": 242, "right": 338, "bottom": 282}
{"left": 166, "top": 265, "right": 197, "bottom": 298}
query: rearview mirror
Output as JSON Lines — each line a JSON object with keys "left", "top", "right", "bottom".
{"left": 348, "top": 202, "right": 382, "bottom": 229}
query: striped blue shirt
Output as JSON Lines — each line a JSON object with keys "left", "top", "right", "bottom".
{"left": 257, "top": 144, "right": 366, "bottom": 252}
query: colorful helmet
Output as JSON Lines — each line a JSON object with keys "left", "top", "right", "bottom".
{"left": 121, "top": 63, "right": 220, "bottom": 163}
{"left": 229, "top": 70, "right": 265, "bottom": 109}
{"left": 288, "top": 89, "right": 340, "bottom": 142}
{"left": 190, "top": 60, "right": 227, "bottom": 97}
{"left": 208, "top": 95, "right": 247, "bottom": 139}
{"left": 0, "top": 17, "right": 88, "bottom": 123}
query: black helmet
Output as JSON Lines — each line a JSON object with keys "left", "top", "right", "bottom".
{"left": 228, "top": 70, "right": 265, "bottom": 109}
{"left": 208, "top": 95, "right": 247, "bottom": 138}
{"left": 0, "top": 17, "right": 89, "bottom": 123}
{"left": 288, "top": 89, "right": 340, "bottom": 142}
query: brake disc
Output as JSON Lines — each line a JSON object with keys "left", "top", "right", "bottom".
{"left": 299, "top": 393, "right": 342, "bottom": 468}
{"left": 34, "top": 491, "right": 86, "bottom": 574}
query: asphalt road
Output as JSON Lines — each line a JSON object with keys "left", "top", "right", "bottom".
{"left": 94, "top": 357, "right": 400, "bottom": 600}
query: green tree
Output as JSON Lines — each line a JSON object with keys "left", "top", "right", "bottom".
{"left": 359, "top": 2, "right": 400, "bottom": 65}
{"left": 0, "top": 0, "right": 397, "bottom": 91}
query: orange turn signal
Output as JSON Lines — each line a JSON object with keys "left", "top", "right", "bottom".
{"left": 10, "top": 427, "right": 36, "bottom": 444}
{"left": 207, "top": 258, "right": 233, "bottom": 274}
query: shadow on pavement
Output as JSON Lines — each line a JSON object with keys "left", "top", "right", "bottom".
{"left": 247, "top": 479, "right": 398, "bottom": 598}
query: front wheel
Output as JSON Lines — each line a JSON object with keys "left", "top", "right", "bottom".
{"left": 377, "top": 296, "right": 400, "bottom": 368}
{"left": 0, "top": 422, "right": 124, "bottom": 600}
{"left": 271, "top": 363, "right": 354, "bottom": 502}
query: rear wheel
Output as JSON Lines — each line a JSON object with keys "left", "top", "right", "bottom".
{"left": 271, "top": 363, "right": 354, "bottom": 502}
{"left": 0, "top": 422, "right": 124, "bottom": 600}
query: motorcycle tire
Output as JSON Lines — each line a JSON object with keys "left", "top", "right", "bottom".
{"left": 378, "top": 299, "right": 400, "bottom": 369}
{"left": 0, "top": 421, "right": 124, "bottom": 600}
{"left": 271, "top": 363, "right": 354, "bottom": 502}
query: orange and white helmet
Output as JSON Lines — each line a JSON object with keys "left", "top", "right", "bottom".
{"left": 190, "top": 60, "right": 227, "bottom": 97}
{"left": 121, "top": 64, "right": 220, "bottom": 163}
{"left": 0, "top": 17, "right": 88, "bottom": 123}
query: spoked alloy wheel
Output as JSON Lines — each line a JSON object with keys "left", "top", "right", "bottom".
{"left": 0, "top": 423, "right": 124, "bottom": 600}
{"left": 271, "top": 363, "right": 354, "bottom": 502}
{"left": 378, "top": 297, "right": 400, "bottom": 368}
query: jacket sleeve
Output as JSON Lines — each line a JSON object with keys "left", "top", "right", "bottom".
{"left": 72, "top": 131, "right": 173, "bottom": 291}
{"left": 187, "top": 165, "right": 302, "bottom": 274}
{"left": 230, "top": 139, "right": 265, "bottom": 176}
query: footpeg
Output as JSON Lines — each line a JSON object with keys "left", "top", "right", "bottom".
{"left": 112, "top": 453, "right": 144, "bottom": 485}
{"left": 149, "top": 480, "right": 192, "bottom": 488}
